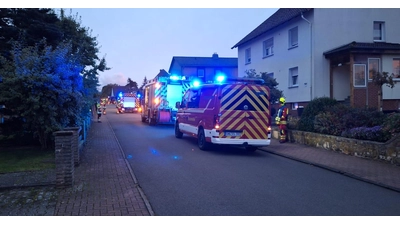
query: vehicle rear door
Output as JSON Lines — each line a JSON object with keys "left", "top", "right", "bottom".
{"left": 218, "top": 84, "right": 270, "bottom": 140}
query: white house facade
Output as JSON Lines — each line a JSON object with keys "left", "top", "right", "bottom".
{"left": 232, "top": 8, "right": 400, "bottom": 113}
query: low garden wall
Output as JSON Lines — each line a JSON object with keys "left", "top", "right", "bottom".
{"left": 272, "top": 127, "right": 400, "bottom": 166}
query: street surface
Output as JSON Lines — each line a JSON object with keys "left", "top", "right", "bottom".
{"left": 107, "top": 110, "right": 400, "bottom": 216}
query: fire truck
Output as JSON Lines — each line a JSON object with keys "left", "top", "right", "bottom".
{"left": 117, "top": 92, "right": 141, "bottom": 113}
{"left": 141, "top": 73, "right": 191, "bottom": 125}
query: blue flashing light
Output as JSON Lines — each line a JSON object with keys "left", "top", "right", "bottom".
{"left": 118, "top": 92, "right": 123, "bottom": 97}
{"left": 137, "top": 94, "right": 141, "bottom": 98}
{"left": 192, "top": 80, "right": 201, "bottom": 87}
{"left": 170, "top": 75, "right": 180, "bottom": 80}
{"left": 216, "top": 74, "right": 226, "bottom": 83}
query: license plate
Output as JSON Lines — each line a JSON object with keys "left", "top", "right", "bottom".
{"left": 225, "top": 132, "right": 241, "bottom": 137}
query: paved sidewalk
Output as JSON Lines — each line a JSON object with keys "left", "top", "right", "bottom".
{"left": 54, "top": 115, "right": 154, "bottom": 216}
{"left": 260, "top": 141, "right": 400, "bottom": 192}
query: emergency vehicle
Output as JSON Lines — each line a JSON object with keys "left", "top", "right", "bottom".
{"left": 174, "top": 77, "right": 272, "bottom": 152}
{"left": 117, "top": 92, "right": 141, "bottom": 113}
{"left": 141, "top": 73, "right": 191, "bottom": 125}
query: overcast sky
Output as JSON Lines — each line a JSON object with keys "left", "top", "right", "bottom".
{"left": 59, "top": 8, "right": 279, "bottom": 89}
{"left": 8, "top": 1, "right": 395, "bottom": 91}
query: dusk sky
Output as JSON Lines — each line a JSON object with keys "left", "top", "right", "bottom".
{"left": 62, "top": 7, "right": 279, "bottom": 89}
{"left": 10, "top": 1, "right": 384, "bottom": 92}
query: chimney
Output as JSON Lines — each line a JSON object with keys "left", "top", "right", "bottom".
{"left": 212, "top": 52, "right": 219, "bottom": 59}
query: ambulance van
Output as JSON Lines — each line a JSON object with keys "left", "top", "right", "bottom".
{"left": 174, "top": 78, "right": 271, "bottom": 152}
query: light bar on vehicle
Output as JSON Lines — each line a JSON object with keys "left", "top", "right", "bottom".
{"left": 225, "top": 78, "right": 265, "bottom": 84}
{"left": 192, "top": 80, "right": 201, "bottom": 87}
{"left": 215, "top": 74, "right": 226, "bottom": 83}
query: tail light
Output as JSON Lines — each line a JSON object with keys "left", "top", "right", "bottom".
{"left": 214, "top": 115, "right": 220, "bottom": 130}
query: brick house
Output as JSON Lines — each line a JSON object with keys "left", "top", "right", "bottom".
{"left": 232, "top": 8, "right": 400, "bottom": 115}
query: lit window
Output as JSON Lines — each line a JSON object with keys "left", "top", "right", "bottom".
{"left": 292, "top": 103, "right": 298, "bottom": 110}
{"left": 263, "top": 37, "right": 274, "bottom": 57}
{"left": 289, "top": 27, "right": 298, "bottom": 48}
{"left": 373, "top": 21, "right": 385, "bottom": 42}
{"left": 289, "top": 67, "right": 298, "bottom": 87}
{"left": 393, "top": 58, "right": 400, "bottom": 80}
{"left": 245, "top": 48, "right": 251, "bottom": 64}
{"left": 368, "top": 58, "right": 380, "bottom": 80}
{"left": 353, "top": 64, "right": 366, "bottom": 87}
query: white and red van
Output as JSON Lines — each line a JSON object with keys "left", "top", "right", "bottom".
{"left": 175, "top": 78, "right": 272, "bottom": 151}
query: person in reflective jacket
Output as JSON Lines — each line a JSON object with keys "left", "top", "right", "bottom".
{"left": 275, "top": 97, "right": 289, "bottom": 143}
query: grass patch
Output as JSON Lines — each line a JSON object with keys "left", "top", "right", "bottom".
{"left": 0, "top": 146, "right": 55, "bottom": 173}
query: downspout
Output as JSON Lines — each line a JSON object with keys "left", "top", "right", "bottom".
{"left": 301, "top": 12, "right": 313, "bottom": 101}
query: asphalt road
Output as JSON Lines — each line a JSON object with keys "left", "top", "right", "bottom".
{"left": 107, "top": 111, "right": 400, "bottom": 216}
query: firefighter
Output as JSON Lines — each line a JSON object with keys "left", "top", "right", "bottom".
{"left": 275, "top": 97, "right": 289, "bottom": 143}
{"left": 116, "top": 100, "right": 123, "bottom": 114}
{"left": 102, "top": 102, "right": 107, "bottom": 115}
{"left": 97, "top": 102, "right": 102, "bottom": 122}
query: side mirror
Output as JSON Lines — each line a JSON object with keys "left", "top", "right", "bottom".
{"left": 175, "top": 101, "right": 181, "bottom": 108}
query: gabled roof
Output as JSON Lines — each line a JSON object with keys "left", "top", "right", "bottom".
{"left": 323, "top": 41, "right": 400, "bottom": 57}
{"left": 231, "top": 8, "right": 312, "bottom": 49}
{"left": 156, "top": 69, "right": 170, "bottom": 77}
{"left": 168, "top": 54, "right": 237, "bottom": 73}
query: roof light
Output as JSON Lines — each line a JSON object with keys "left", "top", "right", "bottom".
{"left": 192, "top": 80, "right": 201, "bottom": 87}
{"left": 170, "top": 75, "right": 180, "bottom": 80}
{"left": 216, "top": 74, "right": 226, "bottom": 83}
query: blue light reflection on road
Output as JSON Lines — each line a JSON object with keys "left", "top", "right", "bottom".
{"left": 148, "top": 147, "right": 182, "bottom": 161}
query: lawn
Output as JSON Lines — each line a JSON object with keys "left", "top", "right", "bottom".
{"left": 0, "top": 146, "right": 55, "bottom": 173}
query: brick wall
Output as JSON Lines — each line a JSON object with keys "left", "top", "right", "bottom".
{"left": 64, "top": 127, "right": 81, "bottom": 167}
{"left": 54, "top": 131, "right": 74, "bottom": 188}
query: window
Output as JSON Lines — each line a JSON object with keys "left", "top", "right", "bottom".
{"left": 288, "top": 27, "right": 298, "bottom": 48}
{"left": 292, "top": 103, "right": 298, "bottom": 110}
{"left": 368, "top": 58, "right": 380, "bottom": 80}
{"left": 197, "top": 68, "right": 205, "bottom": 78}
{"left": 353, "top": 64, "right": 366, "bottom": 87}
{"left": 289, "top": 67, "right": 298, "bottom": 87}
{"left": 263, "top": 38, "right": 274, "bottom": 57}
{"left": 187, "top": 89, "right": 200, "bottom": 108}
{"left": 198, "top": 87, "right": 216, "bottom": 108}
{"left": 393, "top": 58, "right": 400, "bottom": 80}
{"left": 373, "top": 21, "right": 385, "bottom": 42}
{"left": 245, "top": 48, "right": 251, "bottom": 64}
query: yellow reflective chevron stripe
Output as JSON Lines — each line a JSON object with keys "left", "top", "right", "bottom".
{"left": 218, "top": 84, "right": 270, "bottom": 139}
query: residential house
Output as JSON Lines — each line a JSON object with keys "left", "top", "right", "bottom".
{"left": 232, "top": 8, "right": 400, "bottom": 115}
{"left": 168, "top": 53, "right": 238, "bottom": 83}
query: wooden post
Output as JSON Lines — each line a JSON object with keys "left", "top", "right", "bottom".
{"left": 350, "top": 54, "right": 354, "bottom": 107}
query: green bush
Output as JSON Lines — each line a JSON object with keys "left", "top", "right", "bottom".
{"left": 341, "top": 126, "right": 388, "bottom": 142}
{"left": 345, "top": 107, "right": 386, "bottom": 128}
{"left": 298, "top": 97, "right": 337, "bottom": 132}
{"left": 382, "top": 113, "right": 400, "bottom": 139}
{"left": 287, "top": 116, "right": 300, "bottom": 130}
{"left": 314, "top": 104, "right": 350, "bottom": 135}
{"left": 312, "top": 103, "right": 395, "bottom": 142}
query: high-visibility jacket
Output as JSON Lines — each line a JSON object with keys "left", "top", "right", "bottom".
{"left": 275, "top": 105, "right": 289, "bottom": 125}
